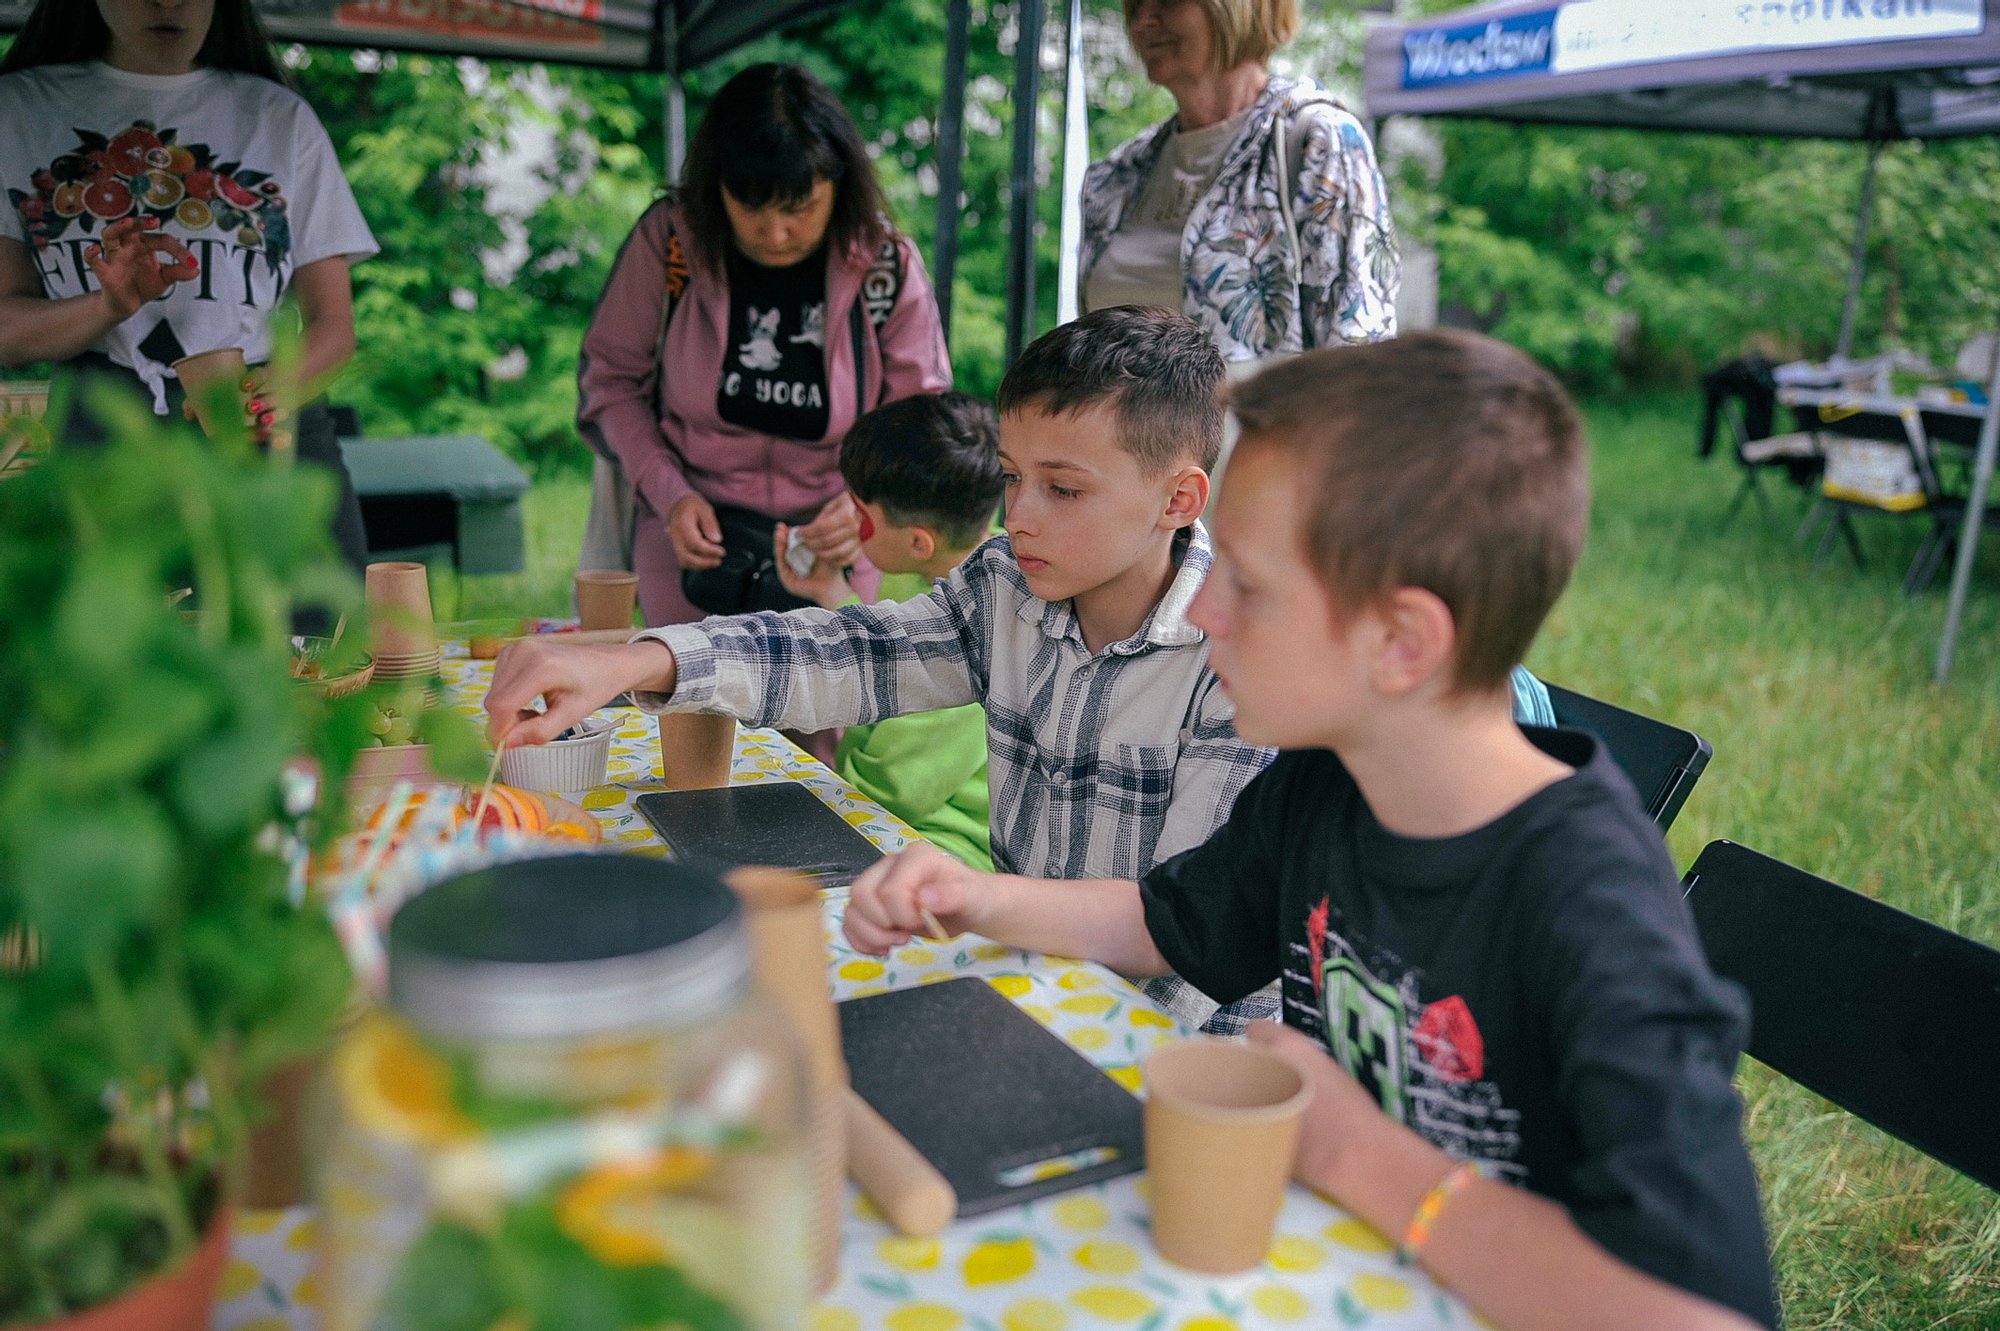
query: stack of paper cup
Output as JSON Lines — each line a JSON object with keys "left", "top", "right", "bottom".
{"left": 365, "top": 561, "right": 441, "bottom": 683}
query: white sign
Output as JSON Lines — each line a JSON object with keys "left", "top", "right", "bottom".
{"left": 1552, "top": 0, "right": 1985, "bottom": 75}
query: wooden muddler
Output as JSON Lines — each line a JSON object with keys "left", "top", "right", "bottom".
{"left": 726, "top": 867, "right": 847, "bottom": 1295}
{"left": 844, "top": 1086, "right": 956, "bottom": 1237}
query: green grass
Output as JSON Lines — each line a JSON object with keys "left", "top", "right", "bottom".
{"left": 456, "top": 395, "right": 2000, "bottom": 1325}
{"left": 1535, "top": 392, "right": 2000, "bottom": 1329}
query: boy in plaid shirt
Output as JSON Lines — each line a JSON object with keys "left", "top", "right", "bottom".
{"left": 493, "top": 307, "right": 1272, "bottom": 1029}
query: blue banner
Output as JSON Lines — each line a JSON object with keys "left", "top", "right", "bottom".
{"left": 1402, "top": 9, "right": 1559, "bottom": 89}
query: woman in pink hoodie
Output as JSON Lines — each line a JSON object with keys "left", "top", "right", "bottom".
{"left": 579, "top": 62, "right": 952, "bottom": 639}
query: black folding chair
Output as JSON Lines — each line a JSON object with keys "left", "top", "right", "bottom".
{"left": 1683, "top": 840, "right": 2000, "bottom": 1191}
{"left": 1545, "top": 683, "right": 1712, "bottom": 830}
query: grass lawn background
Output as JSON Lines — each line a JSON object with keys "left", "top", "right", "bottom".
{"left": 446, "top": 390, "right": 2000, "bottom": 1328}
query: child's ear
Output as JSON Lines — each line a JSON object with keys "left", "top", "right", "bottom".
{"left": 907, "top": 525, "right": 937, "bottom": 563}
{"left": 1370, "top": 588, "right": 1456, "bottom": 697}
{"left": 1161, "top": 465, "right": 1210, "bottom": 530}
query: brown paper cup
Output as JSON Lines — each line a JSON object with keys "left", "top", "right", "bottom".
{"left": 173, "top": 347, "right": 248, "bottom": 438}
{"left": 1142, "top": 1038, "right": 1311, "bottom": 1274}
{"left": 727, "top": 867, "right": 847, "bottom": 1295}
{"left": 658, "top": 711, "right": 736, "bottom": 790}
{"left": 364, "top": 561, "right": 437, "bottom": 659}
{"left": 575, "top": 569, "right": 639, "bottom": 631}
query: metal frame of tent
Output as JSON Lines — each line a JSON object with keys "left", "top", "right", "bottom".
{"left": 1363, "top": 0, "right": 2000, "bottom": 682}
{"left": 0, "top": 0, "right": 1069, "bottom": 361}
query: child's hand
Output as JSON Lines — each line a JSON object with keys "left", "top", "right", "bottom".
{"left": 773, "top": 521, "right": 854, "bottom": 608}
{"left": 797, "top": 492, "right": 863, "bottom": 569}
{"left": 486, "top": 638, "right": 675, "bottom": 746}
{"left": 1247, "top": 1021, "right": 1384, "bottom": 1197}
{"left": 845, "top": 843, "right": 989, "bottom": 954}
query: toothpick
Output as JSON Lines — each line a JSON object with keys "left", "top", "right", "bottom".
{"left": 472, "top": 714, "right": 524, "bottom": 830}
{"left": 919, "top": 906, "right": 954, "bottom": 945}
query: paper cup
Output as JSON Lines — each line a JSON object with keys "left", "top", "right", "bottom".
{"left": 575, "top": 569, "right": 639, "bottom": 632}
{"left": 728, "top": 866, "right": 848, "bottom": 1294}
{"left": 1142, "top": 1038, "right": 1311, "bottom": 1274}
{"left": 658, "top": 712, "right": 736, "bottom": 790}
{"left": 173, "top": 347, "right": 248, "bottom": 437}
{"left": 364, "top": 561, "right": 437, "bottom": 659}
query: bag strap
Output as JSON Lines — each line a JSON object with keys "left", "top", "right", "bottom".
{"left": 653, "top": 213, "right": 690, "bottom": 364}
{"left": 849, "top": 236, "right": 906, "bottom": 411}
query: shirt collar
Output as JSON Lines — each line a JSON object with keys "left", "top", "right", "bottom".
{"left": 1014, "top": 524, "right": 1211, "bottom": 656}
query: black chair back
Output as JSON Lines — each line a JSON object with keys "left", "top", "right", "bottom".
{"left": 1545, "top": 683, "right": 1712, "bottom": 830}
{"left": 1684, "top": 840, "right": 2000, "bottom": 1191}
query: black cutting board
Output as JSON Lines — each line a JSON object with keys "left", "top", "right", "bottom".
{"left": 634, "top": 782, "right": 884, "bottom": 889}
{"left": 838, "top": 977, "right": 1145, "bottom": 1217}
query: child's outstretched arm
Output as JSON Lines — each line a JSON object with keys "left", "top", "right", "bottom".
{"left": 845, "top": 843, "right": 1170, "bottom": 979}
{"left": 1250, "top": 1025, "right": 1765, "bottom": 1331}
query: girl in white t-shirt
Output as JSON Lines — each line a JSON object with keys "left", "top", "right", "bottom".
{"left": 0, "top": 0, "right": 379, "bottom": 568}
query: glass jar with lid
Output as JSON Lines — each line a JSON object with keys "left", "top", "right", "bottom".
{"left": 317, "top": 853, "right": 809, "bottom": 1331}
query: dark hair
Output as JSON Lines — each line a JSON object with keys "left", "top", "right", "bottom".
{"left": 841, "top": 392, "right": 1003, "bottom": 547}
{"left": 995, "top": 306, "right": 1224, "bottom": 474}
{"left": 0, "top": 0, "right": 290, "bottom": 83}
{"left": 680, "top": 62, "right": 889, "bottom": 274}
{"left": 1228, "top": 330, "right": 1590, "bottom": 693}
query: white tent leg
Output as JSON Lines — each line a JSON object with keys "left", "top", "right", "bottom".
{"left": 1055, "top": 0, "right": 1088, "bottom": 326}
{"left": 1933, "top": 349, "right": 2000, "bottom": 681}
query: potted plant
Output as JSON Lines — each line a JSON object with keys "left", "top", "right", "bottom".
{"left": 0, "top": 391, "right": 382, "bottom": 1326}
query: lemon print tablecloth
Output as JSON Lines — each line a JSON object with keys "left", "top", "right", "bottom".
{"left": 215, "top": 648, "right": 1475, "bottom": 1331}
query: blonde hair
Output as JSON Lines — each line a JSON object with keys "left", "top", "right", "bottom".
{"left": 1123, "top": 0, "right": 1299, "bottom": 71}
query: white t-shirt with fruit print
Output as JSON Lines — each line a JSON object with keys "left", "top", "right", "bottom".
{"left": 0, "top": 61, "right": 377, "bottom": 411}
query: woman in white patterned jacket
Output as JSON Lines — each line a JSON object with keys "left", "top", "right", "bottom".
{"left": 1080, "top": 0, "right": 1400, "bottom": 360}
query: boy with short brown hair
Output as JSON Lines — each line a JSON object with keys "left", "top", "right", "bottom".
{"left": 845, "top": 331, "right": 1776, "bottom": 1329}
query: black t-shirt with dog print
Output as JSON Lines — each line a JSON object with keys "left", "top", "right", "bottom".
{"left": 717, "top": 244, "right": 830, "bottom": 441}
{"left": 1138, "top": 729, "right": 1778, "bottom": 1327}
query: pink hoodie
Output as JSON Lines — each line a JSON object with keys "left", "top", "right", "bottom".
{"left": 579, "top": 199, "right": 953, "bottom": 623}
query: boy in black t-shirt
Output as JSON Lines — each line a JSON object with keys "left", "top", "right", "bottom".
{"left": 844, "top": 331, "right": 1777, "bottom": 1331}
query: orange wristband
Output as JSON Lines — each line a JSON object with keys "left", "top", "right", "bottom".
{"left": 1396, "top": 1160, "right": 1483, "bottom": 1267}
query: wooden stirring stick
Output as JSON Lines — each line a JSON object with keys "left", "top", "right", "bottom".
{"left": 472, "top": 714, "right": 525, "bottom": 828}
{"left": 919, "top": 906, "right": 954, "bottom": 945}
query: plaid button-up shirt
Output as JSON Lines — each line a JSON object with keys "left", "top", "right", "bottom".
{"left": 637, "top": 526, "right": 1278, "bottom": 1032}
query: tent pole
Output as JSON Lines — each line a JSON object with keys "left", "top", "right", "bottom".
{"left": 933, "top": 0, "right": 971, "bottom": 340}
{"left": 1005, "top": 0, "right": 1048, "bottom": 365}
{"left": 1835, "top": 136, "right": 1884, "bottom": 361}
{"left": 1933, "top": 350, "right": 2000, "bottom": 682}
{"left": 665, "top": 75, "right": 687, "bottom": 184}
{"left": 1055, "top": 0, "right": 1087, "bottom": 326}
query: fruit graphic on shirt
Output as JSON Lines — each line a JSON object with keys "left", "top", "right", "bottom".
{"left": 82, "top": 178, "right": 133, "bottom": 220}
{"left": 20, "top": 122, "right": 293, "bottom": 270}
{"left": 142, "top": 170, "right": 184, "bottom": 209}
{"left": 217, "top": 175, "right": 261, "bottom": 209}
{"left": 106, "top": 126, "right": 163, "bottom": 176}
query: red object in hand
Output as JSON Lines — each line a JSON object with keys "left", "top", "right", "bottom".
{"left": 856, "top": 507, "right": 875, "bottom": 543}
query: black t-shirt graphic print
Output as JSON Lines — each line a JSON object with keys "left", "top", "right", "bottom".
{"left": 718, "top": 244, "right": 831, "bottom": 441}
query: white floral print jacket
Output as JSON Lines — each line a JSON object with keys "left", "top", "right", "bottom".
{"left": 1079, "top": 75, "right": 1400, "bottom": 360}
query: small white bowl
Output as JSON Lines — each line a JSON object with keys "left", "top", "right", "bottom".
{"left": 499, "top": 715, "right": 613, "bottom": 794}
